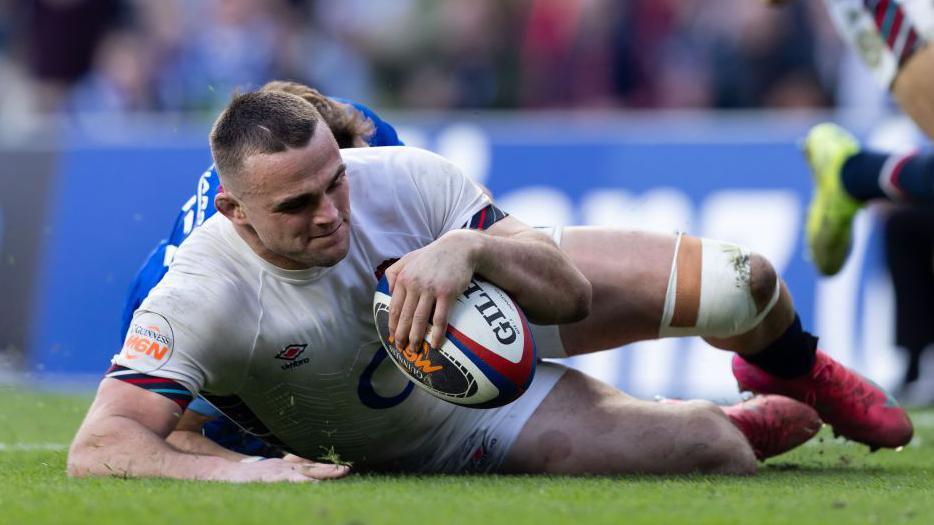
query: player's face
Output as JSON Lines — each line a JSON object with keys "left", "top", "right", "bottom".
{"left": 239, "top": 126, "right": 351, "bottom": 269}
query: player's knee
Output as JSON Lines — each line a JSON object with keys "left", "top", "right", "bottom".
{"left": 660, "top": 239, "right": 780, "bottom": 339}
{"left": 681, "top": 402, "right": 729, "bottom": 444}
{"left": 680, "top": 401, "right": 756, "bottom": 475}
{"left": 747, "top": 252, "right": 779, "bottom": 317}
{"left": 706, "top": 443, "right": 757, "bottom": 475}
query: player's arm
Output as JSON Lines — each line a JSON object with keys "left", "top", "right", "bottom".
{"left": 387, "top": 215, "right": 591, "bottom": 351}
{"left": 168, "top": 410, "right": 313, "bottom": 464}
{"left": 68, "top": 378, "right": 348, "bottom": 482}
{"left": 164, "top": 409, "right": 255, "bottom": 463}
{"left": 467, "top": 216, "right": 592, "bottom": 323}
{"left": 166, "top": 397, "right": 257, "bottom": 462}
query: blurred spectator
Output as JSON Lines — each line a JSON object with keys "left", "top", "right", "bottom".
{"left": 23, "top": 0, "right": 123, "bottom": 111}
{"left": 518, "top": 0, "right": 586, "bottom": 107}
{"left": 611, "top": 0, "right": 686, "bottom": 107}
{"left": 0, "top": 0, "right": 845, "bottom": 113}
{"left": 69, "top": 30, "right": 154, "bottom": 112}
{"left": 156, "top": 0, "right": 290, "bottom": 113}
{"left": 280, "top": 0, "right": 376, "bottom": 104}
{"left": 708, "top": 1, "right": 828, "bottom": 108}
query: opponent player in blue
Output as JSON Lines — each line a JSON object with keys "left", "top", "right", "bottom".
{"left": 123, "top": 81, "right": 406, "bottom": 457}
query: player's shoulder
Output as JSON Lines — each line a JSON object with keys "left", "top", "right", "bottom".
{"left": 343, "top": 147, "right": 464, "bottom": 206}
{"left": 343, "top": 146, "right": 462, "bottom": 186}
{"left": 146, "top": 215, "right": 259, "bottom": 324}
{"left": 169, "top": 215, "right": 236, "bottom": 271}
{"left": 342, "top": 145, "right": 448, "bottom": 165}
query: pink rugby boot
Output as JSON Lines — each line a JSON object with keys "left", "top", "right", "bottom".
{"left": 732, "top": 350, "right": 913, "bottom": 450}
{"left": 721, "top": 395, "right": 821, "bottom": 461}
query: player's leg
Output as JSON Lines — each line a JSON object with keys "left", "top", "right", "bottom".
{"left": 693, "top": 251, "right": 915, "bottom": 449}
{"left": 500, "top": 365, "right": 821, "bottom": 475}
{"left": 537, "top": 228, "right": 673, "bottom": 355}
{"left": 891, "top": 20, "right": 934, "bottom": 140}
{"left": 541, "top": 228, "right": 791, "bottom": 358}
{"left": 802, "top": 122, "right": 934, "bottom": 275}
{"left": 804, "top": 1, "right": 934, "bottom": 275}
{"left": 502, "top": 368, "right": 756, "bottom": 475}
{"left": 820, "top": 0, "right": 934, "bottom": 139}
{"left": 550, "top": 227, "right": 812, "bottom": 388}
{"left": 537, "top": 227, "right": 913, "bottom": 449}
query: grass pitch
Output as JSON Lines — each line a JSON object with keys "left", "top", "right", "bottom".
{"left": 1, "top": 386, "right": 932, "bottom": 525}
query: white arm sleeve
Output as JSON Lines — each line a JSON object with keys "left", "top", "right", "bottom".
{"left": 112, "top": 276, "right": 252, "bottom": 396}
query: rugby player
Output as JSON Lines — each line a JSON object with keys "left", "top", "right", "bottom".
{"left": 128, "top": 82, "right": 824, "bottom": 465}
{"left": 120, "top": 82, "right": 419, "bottom": 459}
{"left": 70, "top": 90, "right": 750, "bottom": 480}
{"left": 68, "top": 89, "right": 911, "bottom": 481}
{"left": 766, "top": 0, "right": 934, "bottom": 275}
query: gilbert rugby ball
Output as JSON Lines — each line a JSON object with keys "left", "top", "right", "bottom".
{"left": 373, "top": 275, "right": 536, "bottom": 408}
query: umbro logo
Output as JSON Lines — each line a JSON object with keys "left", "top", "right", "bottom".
{"left": 276, "top": 344, "right": 307, "bottom": 360}
{"left": 276, "top": 344, "right": 310, "bottom": 370}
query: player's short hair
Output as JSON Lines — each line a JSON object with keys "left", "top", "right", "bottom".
{"left": 209, "top": 90, "right": 322, "bottom": 187}
{"left": 260, "top": 81, "right": 375, "bottom": 148}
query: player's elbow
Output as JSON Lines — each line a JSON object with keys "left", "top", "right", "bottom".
{"left": 67, "top": 421, "right": 123, "bottom": 478}
{"left": 556, "top": 274, "right": 592, "bottom": 324}
{"left": 528, "top": 271, "right": 591, "bottom": 325}
{"left": 165, "top": 429, "right": 202, "bottom": 453}
{"left": 66, "top": 437, "right": 99, "bottom": 478}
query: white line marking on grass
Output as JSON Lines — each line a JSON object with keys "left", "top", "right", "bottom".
{"left": 0, "top": 443, "right": 69, "bottom": 452}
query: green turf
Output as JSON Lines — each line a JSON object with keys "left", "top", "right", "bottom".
{"left": 1, "top": 385, "right": 932, "bottom": 525}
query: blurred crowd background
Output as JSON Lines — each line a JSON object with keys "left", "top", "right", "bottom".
{"left": 0, "top": 0, "right": 869, "bottom": 121}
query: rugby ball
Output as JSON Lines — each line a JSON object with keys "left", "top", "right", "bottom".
{"left": 373, "top": 275, "right": 536, "bottom": 408}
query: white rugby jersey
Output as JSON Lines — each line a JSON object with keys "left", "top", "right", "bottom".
{"left": 111, "top": 146, "right": 498, "bottom": 469}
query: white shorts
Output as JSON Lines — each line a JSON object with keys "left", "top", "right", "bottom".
{"left": 823, "top": 0, "right": 933, "bottom": 87}
{"left": 410, "top": 361, "right": 567, "bottom": 474}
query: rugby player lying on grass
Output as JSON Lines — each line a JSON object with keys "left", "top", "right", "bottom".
{"left": 163, "top": 82, "right": 911, "bottom": 459}
{"left": 69, "top": 88, "right": 909, "bottom": 482}
{"left": 124, "top": 82, "right": 822, "bottom": 466}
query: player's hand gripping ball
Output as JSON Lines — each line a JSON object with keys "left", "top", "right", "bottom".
{"left": 373, "top": 275, "right": 536, "bottom": 408}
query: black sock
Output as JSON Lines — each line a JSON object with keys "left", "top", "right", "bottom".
{"left": 893, "top": 154, "right": 934, "bottom": 203}
{"left": 904, "top": 349, "right": 922, "bottom": 384}
{"left": 742, "top": 314, "right": 818, "bottom": 378}
{"left": 842, "top": 151, "right": 934, "bottom": 203}
{"left": 841, "top": 152, "right": 888, "bottom": 201}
